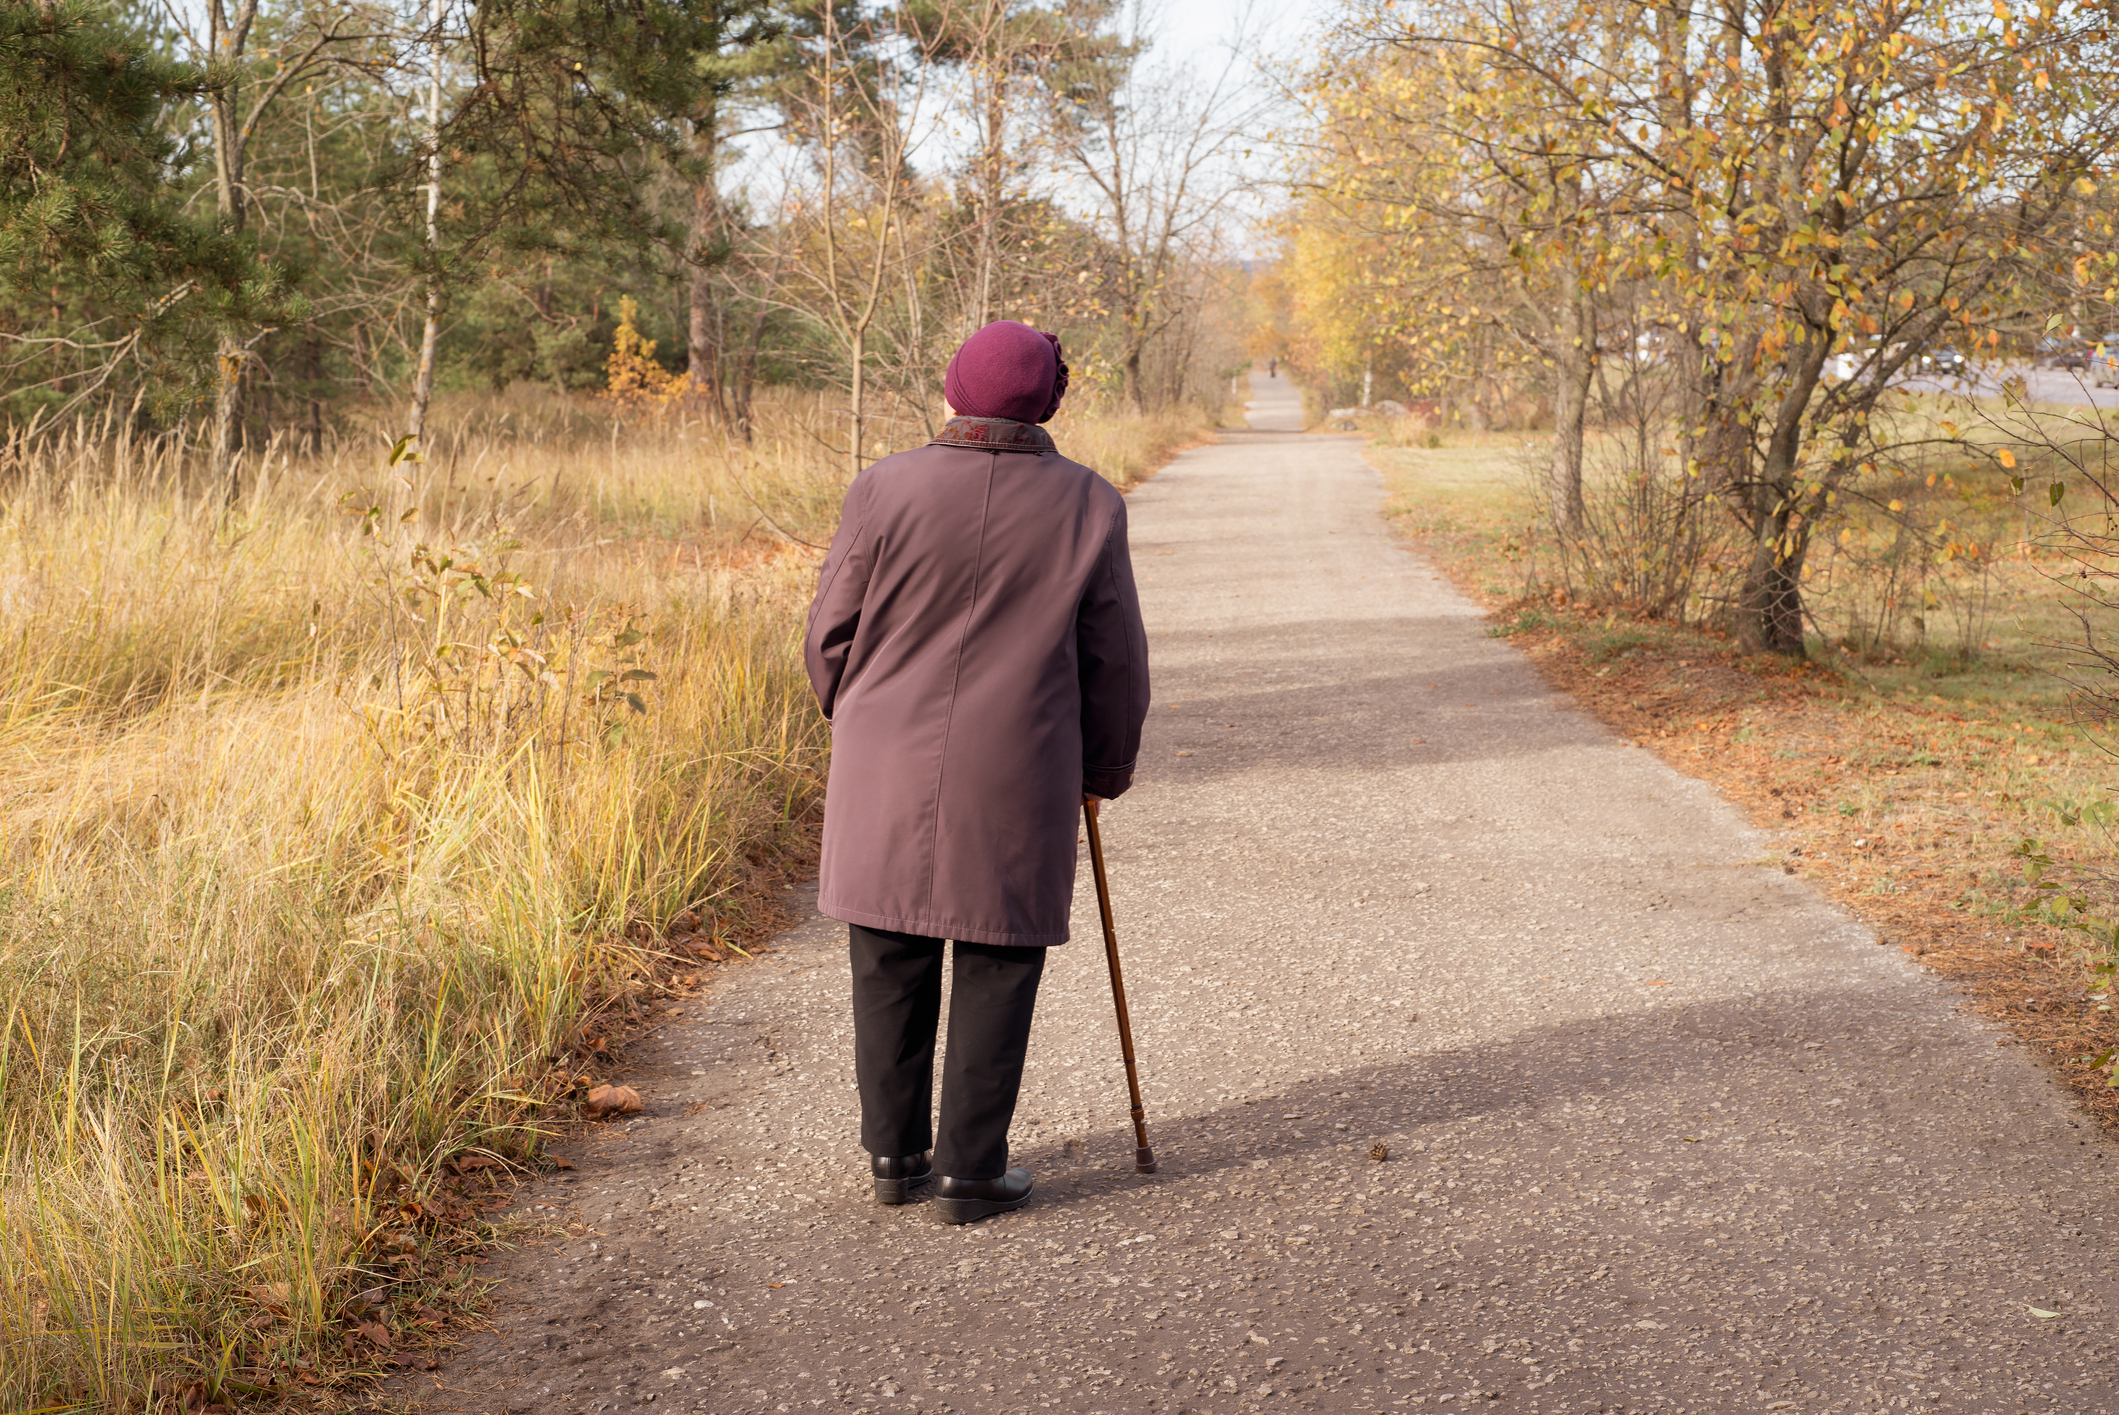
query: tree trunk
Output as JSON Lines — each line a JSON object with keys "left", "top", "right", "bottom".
{"left": 1736, "top": 516, "right": 1807, "bottom": 656}
{"left": 732, "top": 299, "right": 764, "bottom": 442}
{"left": 209, "top": 3, "right": 248, "bottom": 504}
{"left": 687, "top": 247, "right": 723, "bottom": 419}
{"left": 213, "top": 343, "right": 243, "bottom": 502}
{"left": 306, "top": 337, "right": 325, "bottom": 453}
{"left": 686, "top": 106, "right": 727, "bottom": 421}
{"left": 848, "top": 327, "right": 865, "bottom": 473}
{"left": 1547, "top": 291, "right": 1593, "bottom": 536}
{"left": 975, "top": 55, "right": 1005, "bottom": 327}
{"left": 1736, "top": 434, "right": 1809, "bottom": 656}
{"left": 404, "top": 0, "right": 444, "bottom": 448}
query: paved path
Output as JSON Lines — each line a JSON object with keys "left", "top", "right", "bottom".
{"left": 409, "top": 373, "right": 2119, "bottom": 1415}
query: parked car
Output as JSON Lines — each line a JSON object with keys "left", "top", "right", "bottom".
{"left": 2093, "top": 335, "right": 2119, "bottom": 389}
{"left": 1920, "top": 345, "right": 1968, "bottom": 376}
{"left": 2034, "top": 333, "right": 2091, "bottom": 369}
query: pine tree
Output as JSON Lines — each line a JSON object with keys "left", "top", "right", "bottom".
{"left": 0, "top": 0, "right": 297, "bottom": 422}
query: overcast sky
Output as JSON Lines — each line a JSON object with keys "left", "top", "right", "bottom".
{"left": 1150, "top": 0, "right": 1330, "bottom": 76}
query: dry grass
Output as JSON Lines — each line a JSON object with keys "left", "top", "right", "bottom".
{"left": 1368, "top": 416, "right": 2119, "bottom": 1133}
{"left": 0, "top": 386, "right": 1214, "bottom": 1409}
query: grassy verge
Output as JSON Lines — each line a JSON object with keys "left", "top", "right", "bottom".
{"left": 0, "top": 388, "right": 1215, "bottom": 1409}
{"left": 1366, "top": 423, "right": 2119, "bottom": 1132}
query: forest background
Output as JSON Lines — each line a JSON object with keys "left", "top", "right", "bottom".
{"left": 6, "top": 0, "right": 2119, "bottom": 1406}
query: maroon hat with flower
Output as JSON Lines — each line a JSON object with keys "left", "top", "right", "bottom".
{"left": 944, "top": 320, "right": 1070, "bottom": 424}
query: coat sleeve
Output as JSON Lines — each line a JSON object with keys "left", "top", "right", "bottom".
{"left": 1076, "top": 496, "right": 1151, "bottom": 798}
{"left": 804, "top": 482, "right": 872, "bottom": 721}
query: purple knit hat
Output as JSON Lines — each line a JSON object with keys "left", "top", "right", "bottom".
{"left": 944, "top": 320, "right": 1070, "bottom": 424}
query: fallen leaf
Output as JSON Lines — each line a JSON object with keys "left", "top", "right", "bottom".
{"left": 450, "top": 1154, "right": 501, "bottom": 1174}
{"left": 553, "top": 1156, "right": 577, "bottom": 1170}
{"left": 354, "top": 1318, "right": 393, "bottom": 1348}
{"left": 2028, "top": 1306, "right": 2061, "bottom": 1319}
{"left": 1645, "top": 979, "right": 1672, "bottom": 987}
{"left": 248, "top": 1281, "right": 291, "bottom": 1313}
{"left": 585, "top": 1084, "right": 644, "bottom": 1118}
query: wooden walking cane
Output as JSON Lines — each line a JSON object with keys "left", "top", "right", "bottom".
{"left": 1083, "top": 798, "right": 1158, "bottom": 1174}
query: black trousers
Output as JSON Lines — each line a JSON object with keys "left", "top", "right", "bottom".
{"left": 848, "top": 924, "right": 1047, "bottom": 1181}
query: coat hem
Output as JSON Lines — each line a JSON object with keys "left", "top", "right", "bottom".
{"left": 819, "top": 899, "right": 1071, "bottom": 948}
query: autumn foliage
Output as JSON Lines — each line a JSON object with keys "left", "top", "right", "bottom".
{"left": 1281, "top": 0, "right": 2119, "bottom": 653}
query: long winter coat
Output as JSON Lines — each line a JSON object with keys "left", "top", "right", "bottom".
{"left": 803, "top": 417, "right": 1151, "bottom": 946}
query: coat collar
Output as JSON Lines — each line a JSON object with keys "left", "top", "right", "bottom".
{"left": 928, "top": 416, "right": 1055, "bottom": 453}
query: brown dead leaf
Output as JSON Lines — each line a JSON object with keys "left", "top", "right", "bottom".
{"left": 449, "top": 1153, "right": 501, "bottom": 1174}
{"left": 553, "top": 1155, "right": 577, "bottom": 1170}
{"left": 353, "top": 1318, "right": 392, "bottom": 1349}
{"left": 585, "top": 1084, "right": 644, "bottom": 1119}
{"left": 247, "top": 1281, "right": 291, "bottom": 1313}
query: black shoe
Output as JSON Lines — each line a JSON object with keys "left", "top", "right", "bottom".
{"left": 870, "top": 1152, "right": 933, "bottom": 1206}
{"left": 931, "top": 1168, "right": 1033, "bottom": 1225}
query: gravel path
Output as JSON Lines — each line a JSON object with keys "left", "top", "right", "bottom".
{"left": 399, "top": 373, "right": 2119, "bottom": 1415}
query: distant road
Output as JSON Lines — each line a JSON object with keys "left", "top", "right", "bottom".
{"left": 1898, "top": 361, "right": 2119, "bottom": 409}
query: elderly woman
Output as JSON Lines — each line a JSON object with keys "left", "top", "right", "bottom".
{"left": 804, "top": 320, "right": 1151, "bottom": 1225}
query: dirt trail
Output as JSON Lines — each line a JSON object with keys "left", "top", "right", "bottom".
{"left": 392, "top": 372, "right": 2119, "bottom": 1414}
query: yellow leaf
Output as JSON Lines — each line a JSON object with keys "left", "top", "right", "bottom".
{"left": 1998, "top": 449, "right": 2016, "bottom": 468}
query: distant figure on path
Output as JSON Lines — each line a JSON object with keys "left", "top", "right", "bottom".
{"left": 804, "top": 319, "right": 1152, "bottom": 1225}
{"left": 1268, "top": 356, "right": 1278, "bottom": 378}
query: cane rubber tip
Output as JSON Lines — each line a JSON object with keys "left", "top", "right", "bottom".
{"left": 1135, "top": 1147, "right": 1158, "bottom": 1174}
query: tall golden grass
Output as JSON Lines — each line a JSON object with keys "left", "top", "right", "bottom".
{"left": 0, "top": 386, "right": 1214, "bottom": 1407}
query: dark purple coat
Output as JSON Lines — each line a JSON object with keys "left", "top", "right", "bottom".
{"left": 804, "top": 417, "right": 1151, "bottom": 946}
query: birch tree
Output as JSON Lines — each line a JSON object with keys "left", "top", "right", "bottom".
{"left": 176, "top": 0, "right": 382, "bottom": 495}
{"left": 773, "top": 1, "right": 945, "bottom": 468}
